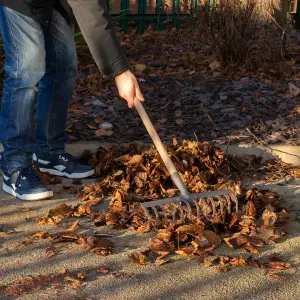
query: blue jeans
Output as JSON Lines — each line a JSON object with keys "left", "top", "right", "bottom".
{"left": 0, "top": 6, "right": 77, "bottom": 174}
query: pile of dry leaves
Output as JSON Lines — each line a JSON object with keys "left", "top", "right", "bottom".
{"left": 34, "top": 140, "right": 295, "bottom": 275}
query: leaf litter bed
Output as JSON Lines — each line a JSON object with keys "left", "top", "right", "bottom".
{"left": 1, "top": 140, "right": 299, "bottom": 297}
{"left": 69, "top": 28, "right": 300, "bottom": 145}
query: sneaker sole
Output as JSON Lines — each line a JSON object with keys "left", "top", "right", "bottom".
{"left": 3, "top": 183, "right": 16, "bottom": 197}
{"left": 39, "top": 168, "right": 95, "bottom": 179}
{"left": 3, "top": 183, "right": 53, "bottom": 201}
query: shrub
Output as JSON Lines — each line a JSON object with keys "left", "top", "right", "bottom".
{"left": 195, "top": 0, "right": 284, "bottom": 73}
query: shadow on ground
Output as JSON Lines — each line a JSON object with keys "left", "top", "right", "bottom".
{"left": 0, "top": 177, "right": 300, "bottom": 300}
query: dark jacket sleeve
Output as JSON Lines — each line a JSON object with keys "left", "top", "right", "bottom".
{"left": 67, "top": 0, "right": 130, "bottom": 79}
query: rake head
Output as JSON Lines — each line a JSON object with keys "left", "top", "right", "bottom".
{"left": 140, "top": 190, "right": 238, "bottom": 229}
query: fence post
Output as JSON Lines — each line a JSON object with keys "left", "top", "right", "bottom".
{"left": 208, "top": 0, "right": 216, "bottom": 9}
{"left": 155, "top": 0, "right": 164, "bottom": 30}
{"left": 120, "top": 0, "right": 130, "bottom": 33}
{"left": 172, "top": 0, "right": 181, "bottom": 31}
{"left": 137, "top": 0, "right": 147, "bottom": 34}
{"left": 190, "top": 0, "right": 197, "bottom": 25}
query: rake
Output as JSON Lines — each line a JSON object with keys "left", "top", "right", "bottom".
{"left": 134, "top": 98, "right": 239, "bottom": 229}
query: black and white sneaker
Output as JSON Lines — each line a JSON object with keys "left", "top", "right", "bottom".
{"left": 2, "top": 167, "right": 53, "bottom": 201}
{"left": 33, "top": 152, "right": 95, "bottom": 179}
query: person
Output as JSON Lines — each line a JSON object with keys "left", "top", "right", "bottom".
{"left": 0, "top": 0, "right": 144, "bottom": 201}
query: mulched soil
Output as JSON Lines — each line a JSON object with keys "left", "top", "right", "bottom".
{"left": 69, "top": 28, "right": 300, "bottom": 145}
{"left": 0, "top": 27, "right": 299, "bottom": 145}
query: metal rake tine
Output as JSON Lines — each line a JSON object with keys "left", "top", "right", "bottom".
{"left": 152, "top": 206, "right": 160, "bottom": 226}
{"left": 231, "top": 193, "right": 239, "bottom": 212}
{"left": 207, "top": 197, "right": 216, "bottom": 216}
{"left": 160, "top": 205, "right": 168, "bottom": 224}
{"left": 199, "top": 198, "right": 208, "bottom": 217}
{"left": 193, "top": 200, "right": 201, "bottom": 219}
{"left": 224, "top": 195, "right": 232, "bottom": 213}
{"left": 177, "top": 202, "right": 185, "bottom": 222}
{"left": 182, "top": 200, "right": 192, "bottom": 220}
{"left": 142, "top": 206, "right": 152, "bottom": 229}
{"left": 169, "top": 204, "right": 176, "bottom": 223}
{"left": 216, "top": 195, "right": 224, "bottom": 214}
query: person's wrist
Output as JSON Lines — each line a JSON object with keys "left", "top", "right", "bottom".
{"left": 114, "top": 69, "right": 130, "bottom": 80}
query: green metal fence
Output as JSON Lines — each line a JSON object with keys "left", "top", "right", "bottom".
{"left": 109, "top": 0, "right": 200, "bottom": 33}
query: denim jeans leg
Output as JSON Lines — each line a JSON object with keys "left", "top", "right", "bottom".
{"left": 36, "top": 9, "right": 78, "bottom": 155}
{"left": 0, "top": 6, "right": 46, "bottom": 173}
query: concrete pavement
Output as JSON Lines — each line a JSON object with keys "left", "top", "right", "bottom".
{"left": 0, "top": 175, "right": 299, "bottom": 300}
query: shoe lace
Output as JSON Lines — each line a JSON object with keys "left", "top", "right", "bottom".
{"left": 20, "top": 167, "right": 41, "bottom": 184}
{"left": 59, "top": 153, "right": 75, "bottom": 162}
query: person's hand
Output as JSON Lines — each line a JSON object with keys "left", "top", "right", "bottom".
{"left": 115, "top": 70, "right": 144, "bottom": 108}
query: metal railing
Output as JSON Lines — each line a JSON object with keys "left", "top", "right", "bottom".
{"left": 108, "top": 0, "right": 205, "bottom": 33}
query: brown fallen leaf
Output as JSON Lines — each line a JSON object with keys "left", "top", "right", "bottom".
{"left": 20, "top": 238, "right": 36, "bottom": 246}
{"left": 95, "top": 129, "right": 113, "bottom": 137}
{"left": 243, "top": 242, "right": 259, "bottom": 254}
{"left": 289, "top": 82, "right": 300, "bottom": 97}
{"left": 193, "top": 235, "right": 210, "bottom": 249}
{"left": 203, "top": 231, "right": 221, "bottom": 247}
{"left": 90, "top": 238, "right": 114, "bottom": 255}
{"left": 0, "top": 224, "right": 16, "bottom": 235}
{"left": 229, "top": 256, "right": 246, "bottom": 268}
{"left": 248, "top": 236, "right": 264, "bottom": 248}
{"left": 209, "top": 60, "right": 221, "bottom": 70}
{"left": 135, "top": 63, "right": 146, "bottom": 72}
{"left": 176, "top": 224, "right": 204, "bottom": 235}
{"left": 96, "top": 267, "right": 110, "bottom": 274}
{"left": 228, "top": 213, "right": 240, "bottom": 229}
{"left": 110, "top": 189, "right": 125, "bottom": 210}
{"left": 224, "top": 234, "right": 249, "bottom": 249}
{"left": 158, "top": 118, "right": 168, "bottom": 124}
{"left": 45, "top": 245, "right": 58, "bottom": 258}
{"left": 154, "top": 259, "right": 170, "bottom": 266}
{"left": 244, "top": 200, "right": 256, "bottom": 217}
{"left": 31, "top": 231, "right": 48, "bottom": 239}
{"left": 265, "top": 261, "right": 291, "bottom": 271}
{"left": 128, "top": 251, "right": 149, "bottom": 265}
{"left": 276, "top": 209, "right": 290, "bottom": 223}
{"left": 49, "top": 204, "right": 73, "bottom": 218}
{"left": 267, "top": 273, "right": 285, "bottom": 280}
{"left": 291, "top": 169, "right": 300, "bottom": 178}
{"left": 50, "top": 231, "right": 80, "bottom": 243}
{"left": 261, "top": 205, "right": 277, "bottom": 227}
{"left": 294, "top": 105, "right": 300, "bottom": 114}
{"left": 153, "top": 229, "right": 171, "bottom": 241}
{"left": 76, "top": 272, "right": 88, "bottom": 280}
{"left": 64, "top": 276, "right": 82, "bottom": 288}
{"left": 87, "top": 124, "right": 98, "bottom": 130}
{"left": 203, "top": 255, "right": 219, "bottom": 268}
{"left": 175, "top": 110, "right": 182, "bottom": 117}
{"left": 175, "top": 119, "right": 185, "bottom": 126}
{"left": 35, "top": 217, "right": 56, "bottom": 226}
{"left": 66, "top": 220, "right": 80, "bottom": 231}
{"left": 73, "top": 202, "right": 94, "bottom": 217}
{"left": 176, "top": 248, "right": 195, "bottom": 257}
{"left": 111, "top": 272, "right": 133, "bottom": 278}
{"left": 15, "top": 206, "right": 33, "bottom": 212}
{"left": 37, "top": 204, "right": 74, "bottom": 225}
{"left": 217, "top": 266, "right": 228, "bottom": 272}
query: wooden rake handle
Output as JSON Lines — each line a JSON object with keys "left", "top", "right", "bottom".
{"left": 134, "top": 98, "right": 190, "bottom": 200}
